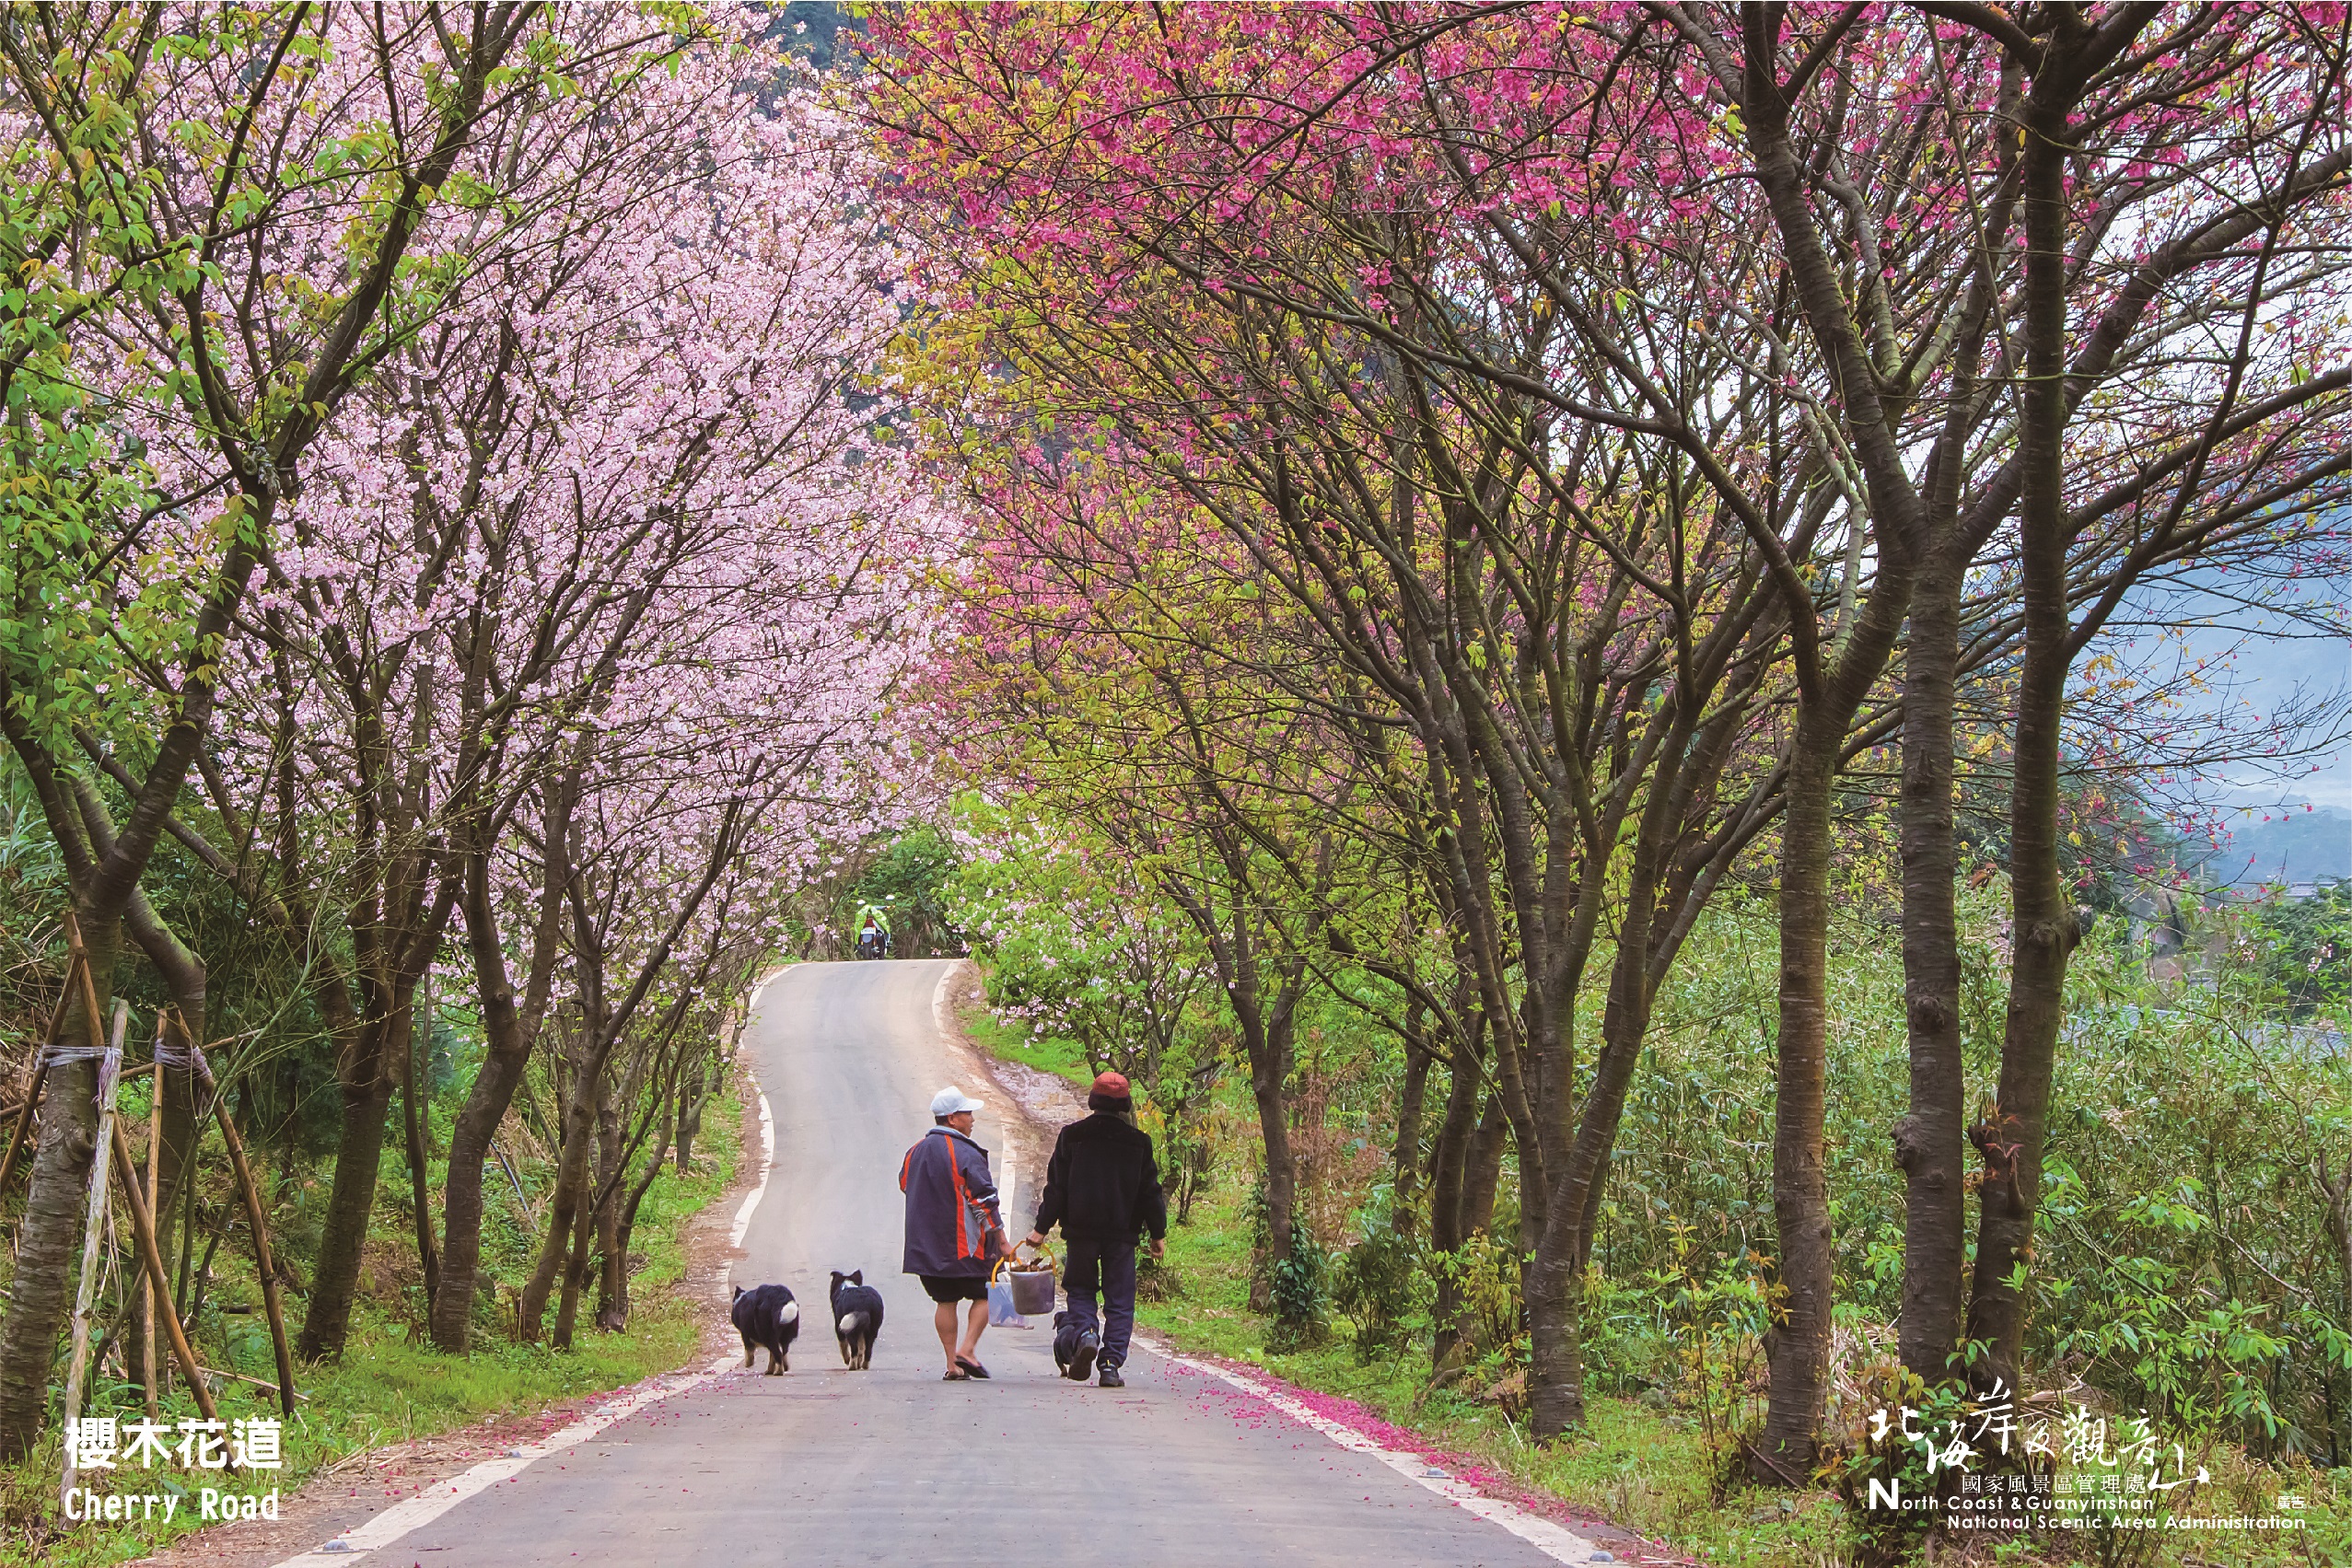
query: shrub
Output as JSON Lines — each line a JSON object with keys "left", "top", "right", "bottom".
{"left": 1332, "top": 1226, "right": 1424, "bottom": 1359}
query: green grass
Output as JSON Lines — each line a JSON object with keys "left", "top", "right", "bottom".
{"left": 961, "top": 1000, "right": 1093, "bottom": 1087}
{"left": 0, "top": 1083, "right": 742, "bottom": 1567}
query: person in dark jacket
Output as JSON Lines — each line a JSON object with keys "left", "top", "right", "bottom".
{"left": 1023, "top": 1071, "right": 1166, "bottom": 1388}
{"left": 902, "top": 1086, "right": 1006, "bottom": 1380}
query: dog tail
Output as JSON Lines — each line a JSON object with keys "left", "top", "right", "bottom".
{"left": 838, "top": 1312, "right": 866, "bottom": 1334}
{"left": 779, "top": 1301, "right": 799, "bottom": 1324}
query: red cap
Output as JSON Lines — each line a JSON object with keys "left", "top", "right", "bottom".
{"left": 1090, "top": 1071, "right": 1131, "bottom": 1099}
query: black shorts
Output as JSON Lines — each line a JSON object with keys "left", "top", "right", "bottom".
{"left": 919, "top": 1273, "right": 989, "bottom": 1304}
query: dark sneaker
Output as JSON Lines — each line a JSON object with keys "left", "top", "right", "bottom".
{"left": 1066, "top": 1328, "right": 1099, "bottom": 1383}
{"left": 1098, "top": 1365, "right": 1124, "bottom": 1389}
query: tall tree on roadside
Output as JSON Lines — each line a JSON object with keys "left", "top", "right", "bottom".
{"left": 1671, "top": 6, "right": 2352, "bottom": 1434}
{"left": 0, "top": 2, "right": 544, "bottom": 1451}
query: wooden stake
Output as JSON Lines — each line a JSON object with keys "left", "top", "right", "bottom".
{"left": 60, "top": 1006, "right": 126, "bottom": 1513}
{"left": 188, "top": 1037, "right": 296, "bottom": 1418}
{"left": 143, "top": 1016, "right": 165, "bottom": 1423}
{"left": 107, "top": 1113, "right": 233, "bottom": 1465}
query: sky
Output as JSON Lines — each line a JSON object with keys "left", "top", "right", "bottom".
{"left": 2097, "top": 565, "right": 2352, "bottom": 882}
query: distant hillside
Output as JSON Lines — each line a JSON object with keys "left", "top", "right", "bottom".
{"left": 2209, "top": 805, "right": 2352, "bottom": 888}
{"left": 770, "top": 2, "right": 855, "bottom": 70}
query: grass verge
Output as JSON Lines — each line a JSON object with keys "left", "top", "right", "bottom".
{"left": 1136, "top": 1179, "right": 2348, "bottom": 1568}
{"left": 961, "top": 1000, "right": 1092, "bottom": 1087}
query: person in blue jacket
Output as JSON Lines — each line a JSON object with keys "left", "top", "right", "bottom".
{"left": 901, "top": 1086, "right": 1006, "bottom": 1380}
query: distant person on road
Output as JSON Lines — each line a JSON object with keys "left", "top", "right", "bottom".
{"left": 1025, "top": 1071, "right": 1166, "bottom": 1388}
{"left": 901, "top": 1086, "right": 1007, "bottom": 1380}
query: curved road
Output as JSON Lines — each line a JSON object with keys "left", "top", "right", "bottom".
{"left": 293, "top": 960, "right": 1586, "bottom": 1567}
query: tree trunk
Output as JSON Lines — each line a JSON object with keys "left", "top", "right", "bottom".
{"left": 402, "top": 996, "right": 439, "bottom": 1302}
{"left": 551, "top": 1153, "right": 598, "bottom": 1351}
{"left": 1248, "top": 1025, "right": 1297, "bottom": 1313}
{"left": 592, "top": 1073, "right": 625, "bottom": 1331}
{"left": 1426, "top": 1024, "right": 1482, "bottom": 1246}
{"left": 297, "top": 1019, "right": 395, "bottom": 1362}
{"left": 673, "top": 1048, "right": 705, "bottom": 1174}
{"left": 1461, "top": 1091, "right": 1508, "bottom": 1238}
{"left": 434, "top": 825, "right": 564, "bottom": 1353}
{"left": 1531, "top": 810, "right": 1688, "bottom": 1439}
{"left": 518, "top": 1035, "right": 599, "bottom": 1344}
{"left": 1965, "top": 87, "right": 2081, "bottom": 1391}
{"left": 607, "top": 1123, "right": 672, "bottom": 1334}
{"left": 1526, "top": 1247, "right": 1586, "bottom": 1433}
{"left": 1391, "top": 1025, "right": 1430, "bottom": 1237}
{"left": 0, "top": 917, "right": 111, "bottom": 1459}
{"left": 1758, "top": 721, "right": 1841, "bottom": 1480}
{"left": 1898, "top": 540, "right": 1969, "bottom": 1383}
{"left": 435, "top": 1059, "right": 523, "bottom": 1353}
{"left": 1426, "top": 1033, "right": 1485, "bottom": 1372}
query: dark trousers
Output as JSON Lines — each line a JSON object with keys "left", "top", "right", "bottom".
{"left": 1056, "top": 1237, "right": 1137, "bottom": 1369}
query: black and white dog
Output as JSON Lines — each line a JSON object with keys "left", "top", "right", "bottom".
{"left": 829, "top": 1270, "right": 885, "bottom": 1370}
{"left": 730, "top": 1283, "right": 800, "bottom": 1375}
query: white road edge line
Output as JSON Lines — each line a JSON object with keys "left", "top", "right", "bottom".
{"left": 729, "top": 1088, "right": 774, "bottom": 1254}
{"left": 268, "top": 1354, "right": 737, "bottom": 1566}
{"left": 929, "top": 957, "right": 958, "bottom": 1038}
{"left": 1135, "top": 1334, "right": 1614, "bottom": 1567}
{"left": 272, "top": 972, "right": 791, "bottom": 1566}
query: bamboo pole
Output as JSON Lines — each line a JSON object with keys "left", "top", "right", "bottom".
{"left": 188, "top": 1037, "right": 296, "bottom": 1418}
{"left": 107, "top": 1113, "right": 233, "bottom": 1465}
{"left": 60, "top": 1007, "right": 126, "bottom": 1512}
{"left": 69, "top": 915, "right": 104, "bottom": 1054}
{"left": 143, "top": 1016, "right": 165, "bottom": 1423}
{"left": 194, "top": 1364, "right": 309, "bottom": 1401}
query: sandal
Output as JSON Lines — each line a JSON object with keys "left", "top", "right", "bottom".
{"left": 955, "top": 1356, "right": 992, "bottom": 1379}
{"left": 942, "top": 1367, "right": 970, "bottom": 1381}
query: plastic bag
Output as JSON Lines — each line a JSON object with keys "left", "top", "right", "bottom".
{"left": 987, "top": 1270, "right": 1029, "bottom": 1328}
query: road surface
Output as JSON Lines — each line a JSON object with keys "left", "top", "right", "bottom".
{"left": 297, "top": 959, "right": 1588, "bottom": 1567}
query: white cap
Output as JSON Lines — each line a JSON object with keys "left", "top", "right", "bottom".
{"left": 930, "top": 1086, "right": 983, "bottom": 1118}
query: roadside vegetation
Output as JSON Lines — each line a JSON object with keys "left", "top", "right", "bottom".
{"left": 882, "top": 6, "right": 2352, "bottom": 1564}
{"left": 954, "top": 838, "right": 2352, "bottom": 1567}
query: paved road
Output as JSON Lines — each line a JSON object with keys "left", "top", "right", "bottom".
{"left": 333, "top": 960, "right": 1576, "bottom": 1566}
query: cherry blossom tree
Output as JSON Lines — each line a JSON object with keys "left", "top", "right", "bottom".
{"left": 0, "top": 0, "right": 569, "bottom": 1452}
{"left": 223, "top": 29, "right": 939, "bottom": 1354}
{"left": 3, "top": 5, "right": 947, "bottom": 1422}
{"left": 865, "top": 2, "right": 2352, "bottom": 1466}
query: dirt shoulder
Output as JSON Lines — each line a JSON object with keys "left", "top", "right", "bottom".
{"left": 933, "top": 958, "right": 1086, "bottom": 1231}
